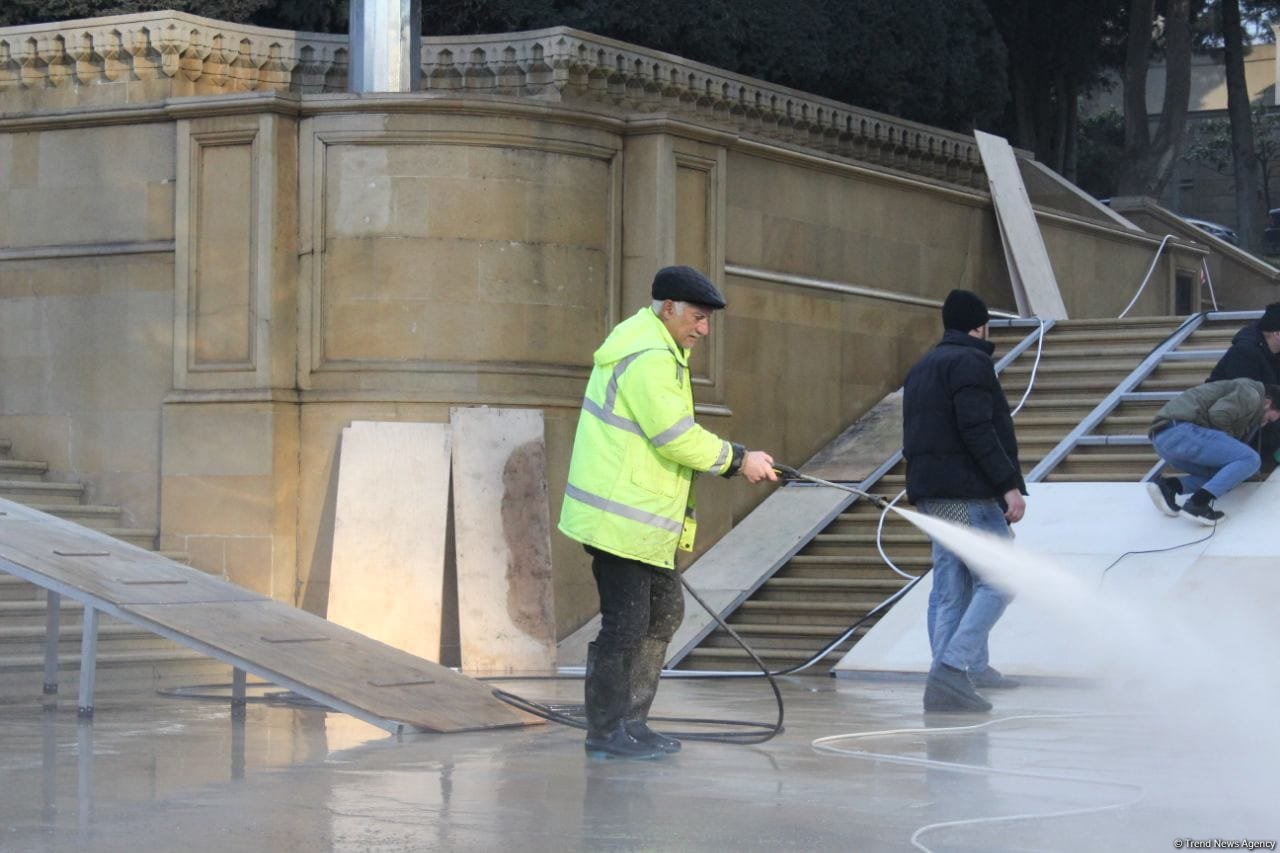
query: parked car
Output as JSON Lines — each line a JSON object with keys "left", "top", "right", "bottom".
{"left": 1182, "top": 216, "right": 1240, "bottom": 246}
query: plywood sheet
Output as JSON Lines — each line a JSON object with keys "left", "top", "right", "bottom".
{"left": 975, "top": 130, "right": 1069, "bottom": 320}
{"left": 123, "top": 599, "right": 537, "bottom": 732}
{"left": 328, "top": 421, "right": 451, "bottom": 662}
{"left": 450, "top": 407, "right": 556, "bottom": 675}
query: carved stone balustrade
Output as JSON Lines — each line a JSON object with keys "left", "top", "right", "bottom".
{"left": 0, "top": 12, "right": 984, "bottom": 187}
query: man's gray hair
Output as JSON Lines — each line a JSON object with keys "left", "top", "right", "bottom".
{"left": 651, "top": 299, "right": 687, "bottom": 316}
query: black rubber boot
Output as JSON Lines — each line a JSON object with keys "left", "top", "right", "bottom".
{"left": 584, "top": 642, "right": 664, "bottom": 759}
{"left": 625, "top": 638, "right": 681, "bottom": 754}
{"left": 923, "top": 662, "right": 992, "bottom": 713}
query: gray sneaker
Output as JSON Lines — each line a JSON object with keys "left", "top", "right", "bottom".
{"left": 923, "top": 663, "right": 992, "bottom": 712}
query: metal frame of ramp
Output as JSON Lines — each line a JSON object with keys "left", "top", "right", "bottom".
{"left": 0, "top": 498, "right": 539, "bottom": 734}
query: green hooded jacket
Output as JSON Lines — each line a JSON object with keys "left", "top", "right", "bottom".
{"left": 1150, "top": 378, "right": 1267, "bottom": 442}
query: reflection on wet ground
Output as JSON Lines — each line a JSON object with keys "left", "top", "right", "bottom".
{"left": 0, "top": 676, "right": 1274, "bottom": 852}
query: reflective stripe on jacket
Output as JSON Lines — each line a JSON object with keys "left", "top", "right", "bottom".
{"left": 558, "top": 307, "right": 732, "bottom": 569}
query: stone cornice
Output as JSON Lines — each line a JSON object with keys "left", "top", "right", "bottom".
{"left": 1, "top": 14, "right": 988, "bottom": 187}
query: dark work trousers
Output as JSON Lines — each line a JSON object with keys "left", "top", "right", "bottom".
{"left": 585, "top": 547, "right": 684, "bottom": 735}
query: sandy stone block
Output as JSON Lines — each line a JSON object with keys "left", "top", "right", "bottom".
{"left": 70, "top": 411, "right": 161, "bottom": 477}
{"left": 223, "top": 536, "right": 275, "bottom": 597}
{"left": 525, "top": 182, "right": 611, "bottom": 247}
{"left": 386, "top": 176, "right": 433, "bottom": 237}
{"left": 0, "top": 297, "right": 45, "bottom": 359}
{"left": 725, "top": 205, "right": 764, "bottom": 266}
{"left": 426, "top": 177, "right": 529, "bottom": 242}
{"left": 323, "top": 236, "right": 479, "bottom": 301}
{"left": 162, "top": 474, "right": 274, "bottom": 536}
{"left": 321, "top": 298, "right": 432, "bottom": 362}
{"left": 8, "top": 133, "right": 41, "bottom": 190}
{"left": 327, "top": 173, "right": 392, "bottom": 237}
{"left": 383, "top": 144, "right": 470, "bottom": 178}
{"left": 8, "top": 187, "right": 153, "bottom": 246}
{"left": 466, "top": 147, "right": 575, "bottom": 184}
{"left": 87, "top": 471, "right": 161, "bottom": 528}
{"left": 36, "top": 124, "right": 174, "bottom": 188}
{"left": 146, "top": 180, "right": 176, "bottom": 241}
{"left": 0, "top": 415, "right": 74, "bottom": 470}
{"left": 181, "top": 536, "right": 227, "bottom": 578}
{"left": 476, "top": 242, "right": 608, "bottom": 307}
{"left": 759, "top": 215, "right": 819, "bottom": 274}
{"left": 162, "top": 407, "right": 275, "bottom": 477}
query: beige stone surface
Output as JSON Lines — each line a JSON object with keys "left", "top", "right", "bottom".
{"left": 450, "top": 407, "right": 556, "bottom": 675}
{"left": 0, "top": 32, "right": 1214, "bottom": 650}
{"left": 327, "top": 421, "right": 453, "bottom": 662}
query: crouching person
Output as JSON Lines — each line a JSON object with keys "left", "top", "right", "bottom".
{"left": 1146, "top": 379, "right": 1280, "bottom": 525}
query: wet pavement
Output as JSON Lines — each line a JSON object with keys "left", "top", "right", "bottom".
{"left": 0, "top": 675, "right": 1274, "bottom": 852}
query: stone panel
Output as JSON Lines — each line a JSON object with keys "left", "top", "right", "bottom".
{"left": 192, "top": 140, "right": 254, "bottom": 366}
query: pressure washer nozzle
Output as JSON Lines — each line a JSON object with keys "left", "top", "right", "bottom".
{"left": 772, "top": 463, "right": 802, "bottom": 479}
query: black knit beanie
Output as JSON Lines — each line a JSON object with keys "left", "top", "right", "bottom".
{"left": 942, "top": 289, "right": 990, "bottom": 332}
{"left": 1259, "top": 302, "right": 1280, "bottom": 332}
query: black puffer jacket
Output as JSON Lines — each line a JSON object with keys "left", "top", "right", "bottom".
{"left": 1208, "top": 321, "right": 1280, "bottom": 385}
{"left": 903, "top": 330, "right": 1026, "bottom": 504}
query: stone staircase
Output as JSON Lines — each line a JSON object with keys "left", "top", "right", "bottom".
{"left": 0, "top": 439, "right": 228, "bottom": 703}
{"left": 677, "top": 314, "right": 1244, "bottom": 674}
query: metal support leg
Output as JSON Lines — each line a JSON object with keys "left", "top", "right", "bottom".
{"left": 77, "top": 606, "right": 99, "bottom": 720}
{"left": 44, "top": 590, "right": 61, "bottom": 703}
{"left": 231, "top": 668, "right": 247, "bottom": 720}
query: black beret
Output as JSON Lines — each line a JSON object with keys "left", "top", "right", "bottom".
{"left": 651, "top": 266, "right": 726, "bottom": 309}
{"left": 942, "top": 289, "right": 990, "bottom": 332}
{"left": 1260, "top": 302, "right": 1280, "bottom": 332}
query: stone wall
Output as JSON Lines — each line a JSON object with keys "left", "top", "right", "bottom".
{"left": 0, "top": 13, "right": 1208, "bottom": 638}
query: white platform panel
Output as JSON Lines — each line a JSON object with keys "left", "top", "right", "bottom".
{"left": 327, "top": 421, "right": 452, "bottom": 662}
{"left": 450, "top": 406, "right": 557, "bottom": 675}
{"left": 835, "top": 480, "right": 1280, "bottom": 679}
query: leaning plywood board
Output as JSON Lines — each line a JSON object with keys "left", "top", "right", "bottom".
{"left": 557, "top": 485, "right": 855, "bottom": 668}
{"left": 328, "top": 422, "right": 451, "bottom": 662}
{"left": 450, "top": 407, "right": 556, "bottom": 675}
{"left": 975, "top": 130, "right": 1069, "bottom": 320}
{"left": 0, "top": 497, "right": 539, "bottom": 732}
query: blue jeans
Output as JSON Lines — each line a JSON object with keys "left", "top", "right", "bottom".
{"left": 919, "top": 498, "right": 1013, "bottom": 673}
{"left": 1152, "top": 422, "right": 1260, "bottom": 499}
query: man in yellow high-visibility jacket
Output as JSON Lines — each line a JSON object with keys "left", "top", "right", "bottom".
{"left": 559, "top": 265, "right": 776, "bottom": 759}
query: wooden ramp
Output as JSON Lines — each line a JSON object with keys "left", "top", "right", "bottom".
{"left": 0, "top": 498, "right": 539, "bottom": 734}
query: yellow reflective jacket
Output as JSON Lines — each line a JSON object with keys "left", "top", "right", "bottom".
{"left": 558, "top": 307, "right": 735, "bottom": 569}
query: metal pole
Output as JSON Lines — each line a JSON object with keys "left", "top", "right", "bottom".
{"left": 44, "top": 590, "right": 60, "bottom": 703}
{"left": 77, "top": 606, "right": 99, "bottom": 720}
{"left": 349, "top": 0, "right": 423, "bottom": 93}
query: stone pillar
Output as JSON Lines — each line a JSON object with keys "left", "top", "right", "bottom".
{"left": 348, "top": 0, "right": 422, "bottom": 93}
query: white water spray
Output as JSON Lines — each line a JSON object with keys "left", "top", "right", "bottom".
{"left": 886, "top": 503, "right": 1280, "bottom": 832}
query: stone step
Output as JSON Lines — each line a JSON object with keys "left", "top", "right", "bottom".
{"left": 0, "top": 479, "right": 85, "bottom": 505}
{"left": 763, "top": 577, "right": 911, "bottom": 593}
{"left": 0, "top": 459, "right": 48, "bottom": 481}
{"left": 22, "top": 502, "right": 124, "bottom": 524}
